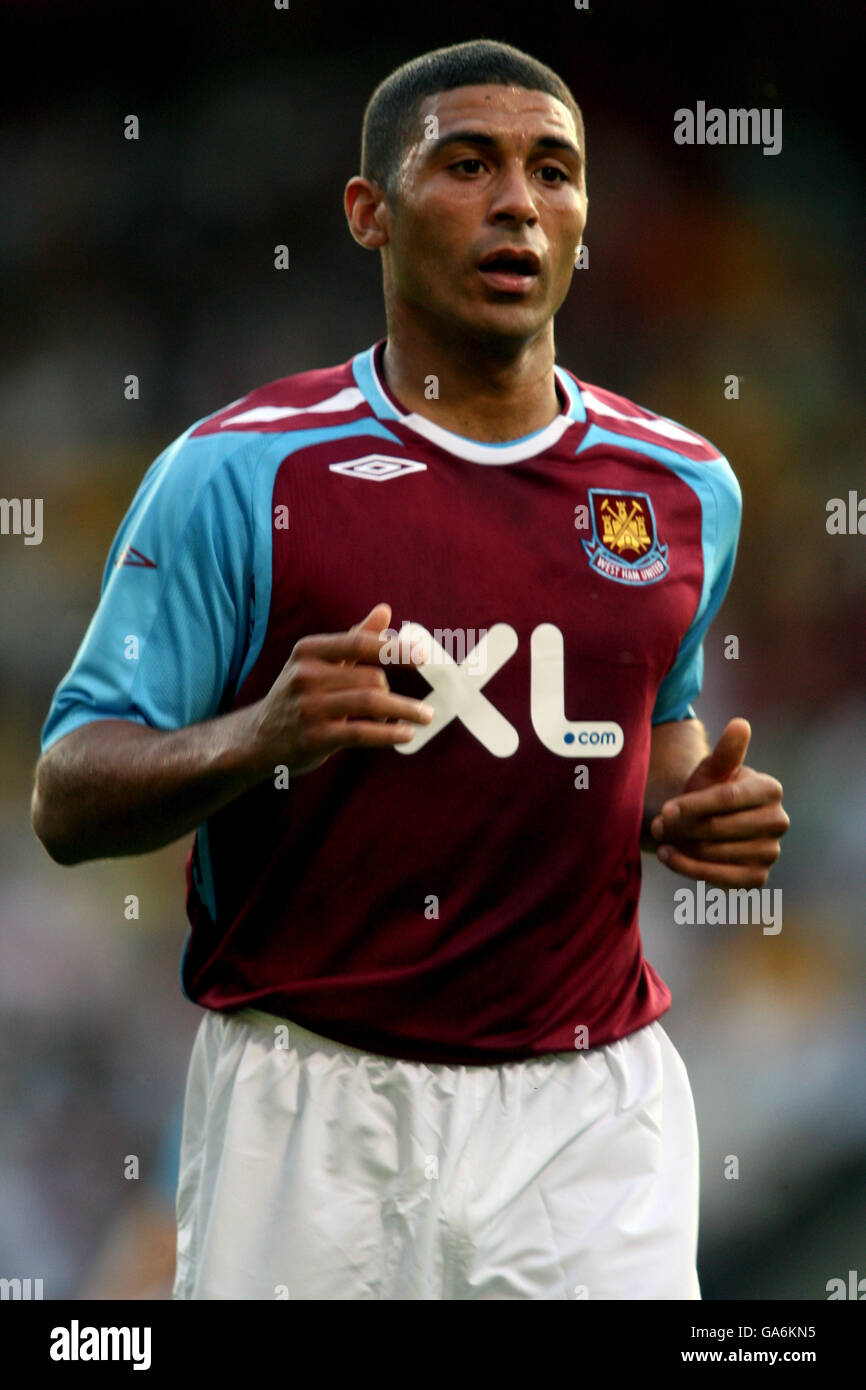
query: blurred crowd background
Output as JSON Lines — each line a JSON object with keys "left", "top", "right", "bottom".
{"left": 1, "top": 0, "right": 864, "bottom": 1300}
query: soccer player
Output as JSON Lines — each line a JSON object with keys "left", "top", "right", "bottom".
{"left": 32, "top": 39, "right": 789, "bottom": 1300}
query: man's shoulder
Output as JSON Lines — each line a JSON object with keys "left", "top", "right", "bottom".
{"left": 563, "top": 368, "right": 742, "bottom": 509}
{"left": 566, "top": 370, "right": 724, "bottom": 461}
{"left": 136, "top": 349, "right": 374, "bottom": 504}
{"left": 187, "top": 351, "right": 370, "bottom": 441}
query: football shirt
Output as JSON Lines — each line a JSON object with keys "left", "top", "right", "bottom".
{"left": 41, "top": 339, "right": 741, "bottom": 1064}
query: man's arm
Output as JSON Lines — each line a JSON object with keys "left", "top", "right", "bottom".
{"left": 641, "top": 718, "right": 711, "bottom": 851}
{"left": 642, "top": 716, "right": 790, "bottom": 887}
{"left": 31, "top": 603, "right": 432, "bottom": 866}
{"left": 32, "top": 710, "right": 276, "bottom": 866}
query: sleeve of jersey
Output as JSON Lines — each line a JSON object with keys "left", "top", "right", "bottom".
{"left": 651, "top": 456, "right": 742, "bottom": 725}
{"left": 39, "top": 429, "right": 260, "bottom": 754}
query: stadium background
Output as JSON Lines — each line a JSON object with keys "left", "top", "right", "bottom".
{"left": 1, "top": 0, "right": 864, "bottom": 1299}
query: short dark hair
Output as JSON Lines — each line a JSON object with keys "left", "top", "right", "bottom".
{"left": 360, "top": 39, "right": 585, "bottom": 198}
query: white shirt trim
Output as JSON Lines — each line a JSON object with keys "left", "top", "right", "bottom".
{"left": 367, "top": 347, "right": 581, "bottom": 465}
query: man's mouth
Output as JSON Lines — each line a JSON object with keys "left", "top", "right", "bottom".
{"left": 477, "top": 248, "right": 541, "bottom": 294}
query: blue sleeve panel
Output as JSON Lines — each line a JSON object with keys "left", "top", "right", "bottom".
{"left": 39, "top": 425, "right": 268, "bottom": 753}
{"left": 575, "top": 423, "right": 742, "bottom": 725}
{"left": 40, "top": 415, "right": 405, "bottom": 757}
{"left": 651, "top": 446, "right": 741, "bottom": 724}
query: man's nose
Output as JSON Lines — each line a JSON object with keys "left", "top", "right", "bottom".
{"left": 487, "top": 164, "right": 539, "bottom": 224}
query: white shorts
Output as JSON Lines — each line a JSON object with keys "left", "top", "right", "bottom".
{"left": 173, "top": 1008, "right": 700, "bottom": 1300}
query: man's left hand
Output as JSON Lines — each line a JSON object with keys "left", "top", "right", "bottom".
{"left": 650, "top": 718, "right": 790, "bottom": 886}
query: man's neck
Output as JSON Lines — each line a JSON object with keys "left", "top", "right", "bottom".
{"left": 380, "top": 325, "right": 562, "bottom": 444}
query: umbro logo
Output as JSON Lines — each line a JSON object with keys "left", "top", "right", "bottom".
{"left": 329, "top": 455, "right": 427, "bottom": 482}
{"left": 116, "top": 545, "right": 156, "bottom": 568}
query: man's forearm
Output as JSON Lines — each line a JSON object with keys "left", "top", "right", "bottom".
{"left": 31, "top": 707, "right": 270, "bottom": 865}
{"left": 641, "top": 717, "right": 711, "bottom": 851}
{"left": 33, "top": 611, "right": 435, "bottom": 868}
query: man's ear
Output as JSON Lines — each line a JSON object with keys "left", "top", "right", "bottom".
{"left": 344, "top": 177, "right": 391, "bottom": 250}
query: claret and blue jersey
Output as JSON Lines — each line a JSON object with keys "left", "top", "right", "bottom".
{"left": 41, "top": 339, "right": 741, "bottom": 1064}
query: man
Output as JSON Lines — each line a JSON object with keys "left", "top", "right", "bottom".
{"left": 32, "top": 39, "right": 789, "bottom": 1300}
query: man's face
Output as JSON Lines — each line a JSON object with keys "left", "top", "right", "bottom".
{"left": 380, "top": 84, "right": 588, "bottom": 348}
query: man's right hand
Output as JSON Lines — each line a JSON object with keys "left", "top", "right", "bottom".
{"left": 248, "top": 602, "right": 434, "bottom": 776}
{"left": 31, "top": 602, "right": 433, "bottom": 864}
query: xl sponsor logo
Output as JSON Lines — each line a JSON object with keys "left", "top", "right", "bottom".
{"left": 390, "top": 622, "right": 624, "bottom": 758}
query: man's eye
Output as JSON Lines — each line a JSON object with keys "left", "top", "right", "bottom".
{"left": 537, "top": 166, "right": 569, "bottom": 182}
{"left": 451, "top": 158, "right": 485, "bottom": 174}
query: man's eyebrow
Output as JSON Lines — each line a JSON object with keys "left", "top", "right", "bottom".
{"left": 427, "top": 130, "right": 583, "bottom": 166}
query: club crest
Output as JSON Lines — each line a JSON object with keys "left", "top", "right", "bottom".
{"left": 581, "top": 489, "right": 669, "bottom": 585}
